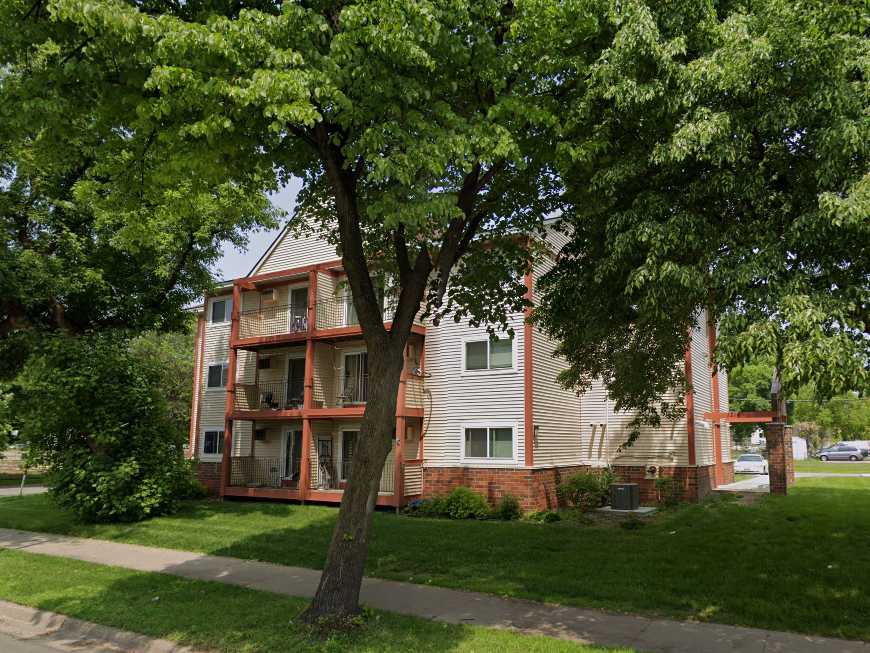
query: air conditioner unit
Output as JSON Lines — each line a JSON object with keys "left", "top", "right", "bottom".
{"left": 610, "top": 483, "right": 640, "bottom": 511}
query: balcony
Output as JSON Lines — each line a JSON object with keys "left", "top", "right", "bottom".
{"left": 312, "top": 373, "right": 368, "bottom": 409}
{"left": 229, "top": 456, "right": 287, "bottom": 489}
{"left": 238, "top": 304, "right": 308, "bottom": 341}
{"left": 312, "top": 452, "right": 395, "bottom": 494}
{"left": 315, "top": 294, "right": 397, "bottom": 331}
{"left": 234, "top": 380, "right": 304, "bottom": 413}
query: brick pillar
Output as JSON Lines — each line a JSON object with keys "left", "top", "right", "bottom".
{"left": 765, "top": 422, "right": 794, "bottom": 495}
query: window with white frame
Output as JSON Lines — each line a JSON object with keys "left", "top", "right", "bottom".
{"left": 210, "top": 297, "right": 232, "bottom": 323}
{"left": 462, "top": 425, "right": 515, "bottom": 460}
{"left": 206, "top": 362, "right": 229, "bottom": 389}
{"left": 464, "top": 337, "right": 513, "bottom": 371}
{"left": 201, "top": 430, "right": 224, "bottom": 458}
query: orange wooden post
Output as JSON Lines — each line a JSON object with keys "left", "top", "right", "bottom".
{"left": 298, "top": 269, "right": 317, "bottom": 500}
{"left": 392, "top": 344, "right": 409, "bottom": 508}
{"left": 707, "top": 313, "right": 724, "bottom": 486}
{"left": 308, "top": 269, "right": 318, "bottom": 333}
{"left": 523, "top": 271, "right": 534, "bottom": 467}
{"left": 684, "top": 343, "right": 696, "bottom": 467}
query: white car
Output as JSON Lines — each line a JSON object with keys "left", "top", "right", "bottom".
{"left": 734, "top": 453, "right": 769, "bottom": 474}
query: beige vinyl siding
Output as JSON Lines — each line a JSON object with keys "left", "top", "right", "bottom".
{"left": 578, "top": 381, "right": 610, "bottom": 464}
{"left": 249, "top": 423, "right": 284, "bottom": 460}
{"left": 530, "top": 252, "right": 583, "bottom": 468}
{"left": 312, "top": 342, "right": 336, "bottom": 408}
{"left": 196, "top": 295, "right": 232, "bottom": 458}
{"left": 422, "top": 312, "right": 526, "bottom": 468}
{"left": 690, "top": 312, "right": 714, "bottom": 466}
{"left": 252, "top": 222, "right": 339, "bottom": 275}
{"left": 607, "top": 394, "right": 689, "bottom": 466}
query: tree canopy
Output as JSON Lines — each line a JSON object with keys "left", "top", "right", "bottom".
{"left": 3, "top": 0, "right": 867, "bottom": 622}
{"left": 0, "top": 0, "right": 277, "bottom": 376}
{"left": 535, "top": 0, "right": 868, "bottom": 429}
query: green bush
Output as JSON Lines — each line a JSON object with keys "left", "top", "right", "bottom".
{"left": 11, "top": 332, "right": 199, "bottom": 522}
{"left": 557, "top": 468, "right": 615, "bottom": 512}
{"left": 494, "top": 493, "right": 522, "bottom": 520}
{"left": 655, "top": 476, "right": 682, "bottom": 506}
{"left": 402, "top": 497, "right": 445, "bottom": 517}
{"left": 442, "top": 486, "right": 491, "bottom": 519}
{"left": 527, "top": 510, "right": 561, "bottom": 523}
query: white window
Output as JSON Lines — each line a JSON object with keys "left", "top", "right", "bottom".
{"left": 200, "top": 429, "right": 224, "bottom": 460}
{"left": 460, "top": 422, "right": 517, "bottom": 463}
{"left": 210, "top": 297, "right": 233, "bottom": 323}
{"left": 463, "top": 337, "right": 513, "bottom": 371}
{"left": 206, "top": 362, "right": 229, "bottom": 389}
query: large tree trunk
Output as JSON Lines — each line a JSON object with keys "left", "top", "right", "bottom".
{"left": 301, "top": 341, "right": 406, "bottom": 622}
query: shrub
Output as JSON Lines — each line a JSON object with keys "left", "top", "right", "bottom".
{"left": 441, "top": 486, "right": 491, "bottom": 519}
{"left": 403, "top": 498, "right": 445, "bottom": 517}
{"left": 527, "top": 510, "right": 561, "bottom": 523}
{"left": 11, "top": 332, "right": 198, "bottom": 522}
{"left": 494, "top": 493, "right": 522, "bottom": 520}
{"left": 557, "top": 468, "right": 615, "bottom": 512}
{"left": 655, "top": 476, "right": 682, "bottom": 506}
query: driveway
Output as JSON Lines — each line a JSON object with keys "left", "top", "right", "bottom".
{"left": 717, "top": 471, "right": 870, "bottom": 493}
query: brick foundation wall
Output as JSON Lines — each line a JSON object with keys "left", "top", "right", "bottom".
{"left": 610, "top": 464, "right": 717, "bottom": 503}
{"left": 194, "top": 461, "right": 222, "bottom": 495}
{"left": 423, "top": 466, "right": 591, "bottom": 511}
{"left": 721, "top": 461, "right": 735, "bottom": 485}
{"left": 422, "top": 464, "right": 726, "bottom": 509}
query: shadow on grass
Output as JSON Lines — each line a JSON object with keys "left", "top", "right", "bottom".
{"left": 0, "top": 549, "right": 620, "bottom": 653}
{"left": 1, "top": 480, "right": 868, "bottom": 641}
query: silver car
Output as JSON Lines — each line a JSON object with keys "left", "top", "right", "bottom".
{"left": 818, "top": 444, "right": 865, "bottom": 461}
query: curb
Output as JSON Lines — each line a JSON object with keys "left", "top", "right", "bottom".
{"left": 0, "top": 600, "right": 197, "bottom": 652}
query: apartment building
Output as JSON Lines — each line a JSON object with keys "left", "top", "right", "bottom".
{"left": 188, "top": 224, "right": 733, "bottom": 509}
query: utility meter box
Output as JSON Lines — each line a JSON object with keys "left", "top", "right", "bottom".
{"left": 610, "top": 483, "right": 640, "bottom": 511}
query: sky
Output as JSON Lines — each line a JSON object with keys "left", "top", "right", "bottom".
{"left": 214, "top": 177, "right": 303, "bottom": 281}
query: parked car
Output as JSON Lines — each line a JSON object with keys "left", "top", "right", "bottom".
{"left": 817, "top": 444, "right": 866, "bottom": 461}
{"left": 839, "top": 441, "right": 870, "bottom": 457}
{"left": 734, "top": 453, "right": 769, "bottom": 474}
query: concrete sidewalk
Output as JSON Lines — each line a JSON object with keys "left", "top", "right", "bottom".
{"left": 1, "top": 528, "right": 867, "bottom": 653}
{"left": 0, "top": 486, "right": 48, "bottom": 498}
{"left": 0, "top": 599, "right": 193, "bottom": 652}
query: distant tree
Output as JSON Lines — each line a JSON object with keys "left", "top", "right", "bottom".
{"left": 536, "top": 0, "right": 868, "bottom": 438}
{"left": 129, "top": 324, "right": 197, "bottom": 438}
{"left": 792, "top": 387, "right": 870, "bottom": 443}
{"left": 728, "top": 362, "right": 775, "bottom": 443}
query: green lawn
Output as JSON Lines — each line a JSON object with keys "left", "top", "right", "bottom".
{"left": 0, "top": 473, "right": 45, "bottom": 487}
{"left": 794, "top": 459, "right": 870, "bottom": 474}
{"left": 0, "top": 550, "right": 623, "bottom": 653}
{"left": 0, "top": 478, "right": 868, "bottom": 640}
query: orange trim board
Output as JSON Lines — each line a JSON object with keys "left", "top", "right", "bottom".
{"left": 684, "top": 344, "right": 696, "bottom": 466}
{"left": 707, "top": 314, "right": 724, "bottom": 486}
{"left": 704, "top": 411, "right": 775, "bottom": 423}
{"left": 523, "top": 271, "right": 534, "bottom": 467}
